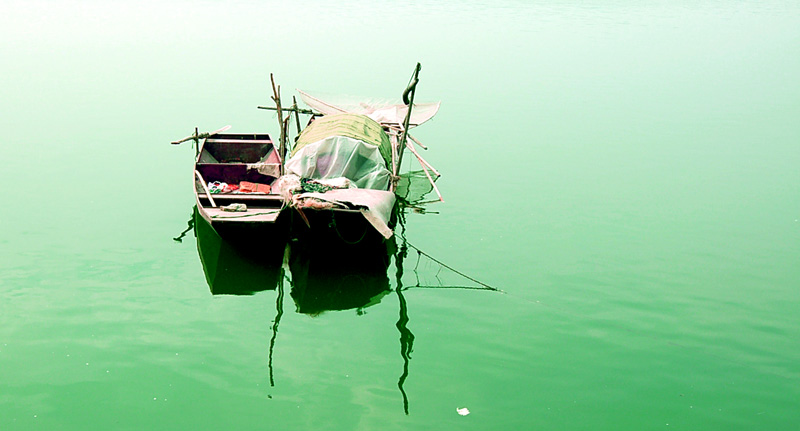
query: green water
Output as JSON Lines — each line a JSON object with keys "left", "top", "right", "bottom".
{"left": 2, "top": 0, "right": 799, "bottom": 429}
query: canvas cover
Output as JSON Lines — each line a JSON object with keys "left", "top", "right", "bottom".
{"left": 293, "top": 189, "right": 396, "bottom": 239}
{"left": 292, "top": 113, "right": 392, "bottom": 167}
{"left": 285, "top": 136, "right": 392, "bottom": 191}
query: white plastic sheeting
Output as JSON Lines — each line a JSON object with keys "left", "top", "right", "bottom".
{"left": 284, "top": 136, "right": 392, "bottom": 191}
{"left": 298, "top": 90, "right": 441, "bottom": 127}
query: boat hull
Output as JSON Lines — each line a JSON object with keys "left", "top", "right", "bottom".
{"left": 195, "top": 195, "right": 290, "bottom": 244}
{"left": 194, "top": 206, "right": 286, "bottom": 295}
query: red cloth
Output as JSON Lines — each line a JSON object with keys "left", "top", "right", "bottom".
{"left": 239, "top": 181, "right": 271, "bottom": 194}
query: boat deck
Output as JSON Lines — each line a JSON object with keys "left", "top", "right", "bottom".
{"left": 201, "top": 193, "right": 284, "bottom": 202}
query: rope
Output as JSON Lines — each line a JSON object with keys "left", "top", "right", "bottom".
{"left": 398, "top": 234, "right": 504, "bottom": 293}
{"left": 329, "top": 211, "right": 368, "bottom": 245}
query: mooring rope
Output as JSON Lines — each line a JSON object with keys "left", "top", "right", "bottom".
{"left": 329, "top": 211, "right": 368, "bottom": 245}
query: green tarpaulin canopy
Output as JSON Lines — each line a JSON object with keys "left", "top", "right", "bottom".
{"left": 292, "top": 113, "right": 393, "bottom": 167}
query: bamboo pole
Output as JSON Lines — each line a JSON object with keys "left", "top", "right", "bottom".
{"left": 296, "top": 90, "right": 348, "bottom": 114}
{"left": 195, "top": 170, "right": 217, "bottom": 208}
{"left": 405, "top": 140, "right": 441, "bottom": 178}
{"left": 410, "top": 151, "right": 443, "bottom": 202}
{"left": 270, "top": 74, "right": 286, "bottom": 174}
{"left": 413, "top": 199, "right": 442, "bottom": 206}
{"left": 387, "top": 125, "right": 428, "bottom": 150}
{"left": 388, "top": 124, "right": 443, "bottom": 201}
{"left": 388, "top": 133, "right": 399, "bottom": 193}
{"left": 283, "top": 115, "right": 291, "bottom": 157}
{"left": 395, "top": 63, "right": 422, "bottom": 176}
{"left": 171, "top": 125, "right": 231, "bottom": 145}
{"left": 257, "top": 105, "right": 320, "bottom": 116}
{"left": 389, "top": 133, "right": 398, "bottom": 182}
{"left": 391, "top": 124, "right": 439, "bottom": 176}
{"left": 292, "top": 96, "right": 302, "bottom": 134}
{"left": 405, "top": 132, "right": 429, "bottom": 151}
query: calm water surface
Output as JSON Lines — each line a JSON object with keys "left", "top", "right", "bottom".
{"left": 2, "top": 1, "right": 799, "bottom": 429}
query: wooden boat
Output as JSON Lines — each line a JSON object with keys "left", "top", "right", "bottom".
{"left": 173, "top": 63, "right": 441, "bottom": 243}
{"left": 189, "top": 132, "right": 289, "bottom": 238}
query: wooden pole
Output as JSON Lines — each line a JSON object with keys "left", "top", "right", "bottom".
{"left": 387, "top": 125, "right": 428, "bottom": 150}
{"left": 395, "top": 63, "right": 422, "bottom": 176}
{"left": 400, "top": 137, "right": 443, "bottom": 202}
{"left": 405, "top": 140, "right": 441, "bottom": 178}
{"left": 390, "top": 133, "right": 398, "bottom": 185}
{"left": 283, "top": 115, "right": 291, "bottom": 157}
{"left": 193, "top": 127, "right": 199, "bottom": 156}
{"left": 392, "top": 123, "right": 439, "bottom": 177}
{"left": 195, "top": 170, "right": 217, "bottom": 208}
{"left": 413, "top": 153, "right": 444, "bottom": 202}
{"left": 406, "top": 133, "right": 428, "bottom": 151}
{"left": 292, "top": 96, "right": 302, "bottom": 134}
{"left": 270, "top": 73, "right": 286, "bottom": 175}
{"left": 171, "top": 125, "right": 231, "bottom": 145}
{"left": 257, "top": 105, "right": 319, "bottom": 115}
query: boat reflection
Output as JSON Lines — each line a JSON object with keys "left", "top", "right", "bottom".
{"left": 189, "top": 206, "right": 414, "bottom": 413}
{"left": 194, "top": 206, "right": 285, "bottom": 295}
{"left": 193, "top": 205, "right": 395, "bottom": 309}
{"left": 287, "top": 215, "right": 395, "bottom": 315}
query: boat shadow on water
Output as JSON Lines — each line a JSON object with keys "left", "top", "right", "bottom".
{"left": 175, "top": 206, "right": 498, "bottom": 414}
{"left": 183, "top": 206, "right": 417, "bottom": 412}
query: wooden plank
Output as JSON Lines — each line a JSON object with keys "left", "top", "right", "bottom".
{"left": 207, "top": 133, "right": 272, "bottom": 140}
{"left": 205, "top": 139, "right": 274, "bottom": 144}
{"left": 204, "top": 208, "right": 282, "bottom": 223}
{"left": 199, "top": 194, "right": 284, "bottom": 202}
{"left": 194, "top": 170, "right": 216, "bottom": 208}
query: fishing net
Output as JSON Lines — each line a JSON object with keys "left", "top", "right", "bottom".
{"left": 395, "top": 170, "right": 436, "bottom": 206}
{"left": 393, "top": 237, "right": 501, "bottom": 293}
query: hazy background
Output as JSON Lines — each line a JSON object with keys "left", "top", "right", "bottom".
{"left": 1, "top": 1, "right": 799, "bottom": 429}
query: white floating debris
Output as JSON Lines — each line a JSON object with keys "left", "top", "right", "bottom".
{"left": 456, "top": 407, "right": 470, "bottom": 416}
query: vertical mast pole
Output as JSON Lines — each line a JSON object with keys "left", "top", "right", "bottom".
{"left": 394, "top": 63, "right": 422, "bottom": 177}
{"left": 292, "top": 96, "right": 302, "bottom": 135}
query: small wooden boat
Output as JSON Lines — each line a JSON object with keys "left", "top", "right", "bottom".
{"left": 189, "top": 132, "right": 288, "bottom": 237}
